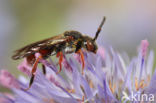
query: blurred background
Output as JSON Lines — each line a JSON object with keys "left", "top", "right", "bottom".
{"left": 0, "top": 0, "right": 156, "bottom": 76}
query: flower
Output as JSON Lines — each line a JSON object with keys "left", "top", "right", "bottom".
{"left": 0, "top": 40, "right": 156, "bottom": 103}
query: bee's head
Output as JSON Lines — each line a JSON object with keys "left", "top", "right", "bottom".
{"left": 83, "top": 37, "right": 98, "bottom": 53}
{"left": 83, "top": 16, "right": 106, "bottom": 53}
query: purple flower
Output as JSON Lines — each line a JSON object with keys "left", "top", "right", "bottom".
{"left": 0, "top": 70, "right": 20, "bottom": 89}
{"left": 0, "top": 40, "right": 156, "bottom": 103}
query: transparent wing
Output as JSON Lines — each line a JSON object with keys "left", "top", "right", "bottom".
{"left": 12, "top": 34, "right": 68, "bottom": 60}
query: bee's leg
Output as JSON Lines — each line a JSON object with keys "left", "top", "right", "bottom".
{"left": 42, "top": 64, "right": 46, "bottom": 75}
{"left": 75, "top": 41, "right": 82, "bottom": 52}
{"left": 76, "top": 49, "right": 85, "bottom": 75}
{"left": 56, "top": 51, "right": 63, "bottom": 74}
{"left": 75, "top": 41, "right": 85, "bottom": 74}
{"left": 24, "top": 54, "right": 42, "bottom": 91}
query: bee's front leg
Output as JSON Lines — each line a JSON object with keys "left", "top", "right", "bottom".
{"left": 75, "top": 41, "right": 85, "bottom": 75}
{"left": 75, "top": 41, "right": 82, "bottom": 52}
{"left": 76, "top": 49, "right": 85, "bottom": 75}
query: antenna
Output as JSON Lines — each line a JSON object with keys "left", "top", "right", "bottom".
{"left": 93, "top": 16, "right": 106, "bottom": 41}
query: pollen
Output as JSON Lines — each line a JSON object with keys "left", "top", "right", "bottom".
{"left": 43, "top": 98, "right": 54, "bottom": 103}
{"left": 89, "top": 80, "right": 94, "bottom": 89}
{"left": 66, "top": 88, "right": 75, "bottom": 93}
{"left": 135, "top": 76, "right": 150, "bottom": 91}
{"left": 78, "top": 95, "right": 85, "bottom": 103}
{"left": 109, "top": 80, "right": 116, "bottom": 93}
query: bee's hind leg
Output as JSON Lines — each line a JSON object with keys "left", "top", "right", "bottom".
{"left": 42, "top": 64, "right": 46, "bottom": 75}
{"left": 56, "top": 51, "right": 63, "bottom": 74}
{"left": 24, "top": 53, "right": 42, "bottom": 91}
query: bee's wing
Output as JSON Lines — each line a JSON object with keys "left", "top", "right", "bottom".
{"left": 12, "top": 34, "right": 68, "bottom": 60}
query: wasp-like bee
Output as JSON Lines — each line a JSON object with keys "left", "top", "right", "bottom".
{"left": 12, "top": 17, "right": 106, "bottom": 90}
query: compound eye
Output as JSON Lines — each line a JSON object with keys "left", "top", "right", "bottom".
{"left": 86, "top": 41, "right": 94, "bottom": 51}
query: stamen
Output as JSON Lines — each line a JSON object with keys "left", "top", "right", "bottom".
{"left": 89, "top": 80, "right": 94, "bottom": 89}
{"left": 109, "top": 80, "right": 116, "bottom": 93}
{"left": 139, "top": 80, "right": 145, "bottom": 89}
{"left": 135, "top": 78, "right": 139, "bottom": 91}
{"left": 135, "top": 77, "right": 148, "bottom": 90}
{"left": 82, "top": 95, "right": 85, "bottom": 103}
{"left": 43, "top": 98, "right": 54, "bottom": 103}
{"left": 77, "top": 95, "right": 85, "bottom": 103}
{"left": 147, "top": 75, "right": 151, "bottom": 84}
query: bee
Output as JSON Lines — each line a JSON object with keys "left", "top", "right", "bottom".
{"left": 12, "top": 17, "right": 106, "bottom": 90}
